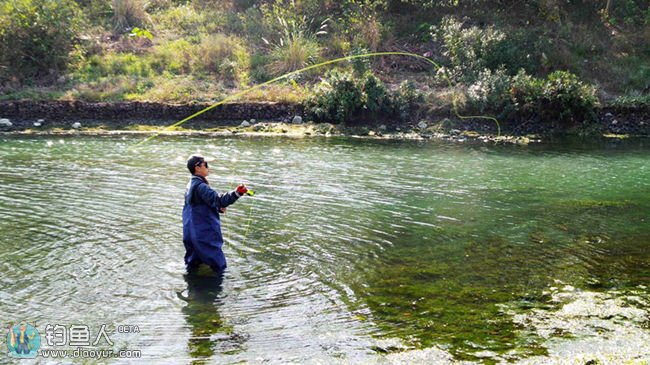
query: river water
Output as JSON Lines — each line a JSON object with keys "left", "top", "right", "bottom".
{"left": 1, "top": 135, "right": 648, "bottom": 364}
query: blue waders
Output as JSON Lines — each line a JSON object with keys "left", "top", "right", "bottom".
{"left": 182, "top": 175, "right": 240, "bottom": 273}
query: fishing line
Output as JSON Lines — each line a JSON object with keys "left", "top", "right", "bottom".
{"left": 223, "top": 156, "right": 255, "bottom": 248}
{"left": 129, "top": 51, "right": 500, "bottom": 149}
{"left": 155, "top": 52, "right": 500, "bottom": 249}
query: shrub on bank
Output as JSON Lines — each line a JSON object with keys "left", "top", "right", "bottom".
{"left": 540, "top": 71, "right": 599, "bottom": 124}
{"left": 304, "top": 70, "right": 423, "bottom": 124}
{"left": 510, "top": 70, "right": 598, "bottom": 125}
{"left": 431, "top": 16, "right": 548, "bottom": 84}
{"left": 393, "top": 80, "right": 424, "bottom": 121}
{"left": 0, "top": 0, "right": 84, "bottom": 83}
{"left": 465, "top": 69, "right": 599, "bottom": 125}
{"left": 305, "top": 70, "right": 363, "bottom": 124}
{"left": 466, "top": 68, "right": 512, "bottom": 113}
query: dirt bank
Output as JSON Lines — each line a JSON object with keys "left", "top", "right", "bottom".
{"left": 0, "top": 100, "right": 647, "bottom": 138}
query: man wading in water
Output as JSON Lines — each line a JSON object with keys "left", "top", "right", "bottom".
{"left": 183, "top": 155, "right": 248, "bottom": 274}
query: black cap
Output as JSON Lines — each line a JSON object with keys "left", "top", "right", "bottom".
{"left": 187, "top": 155, "right": 205, "bottom": 174}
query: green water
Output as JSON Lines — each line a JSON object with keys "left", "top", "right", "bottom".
{"left": 0, "top": 135, "right": 648, "bottom": 363}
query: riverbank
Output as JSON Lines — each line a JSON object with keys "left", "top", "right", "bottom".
{"left": 0, "top": 101, "right": 648, "bottom": 142}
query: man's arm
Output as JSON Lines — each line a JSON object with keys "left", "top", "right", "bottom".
{"left": 195, "top": 183, "right": 240, "bottom": 210}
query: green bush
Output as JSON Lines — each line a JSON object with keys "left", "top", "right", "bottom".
{"left": 431, "top": 16, "right": 507, "bottom": 82}
{"left": 510, "top": 70, "right": 598, "bottom": 125}
{"left": 306, "top": 70, "right": 364, "bottom": 123}
{"left": 362, "top": 73, "right": 389, "bottom": 113}
{"left": 465, "top": 69, "right": 598, "bottom": 125}
{"left": 350, "top": 46, "right": 372, "bottom": 76}
{"left": 466, "top": 68, "right": 512, "bottom": 113}
{"left": 250, "top": 54, "right": 272, "bottom": 83}
{"left": 510, "top": 69, "right": 545, "bottom": 109}
{"left": 392, "top": 80, "right": 424, "bottom": 121}
{"left": 0, "top": 0, "right": 85, "bottom": 83}
{"left": 304, "top": 70, "right": 422, "bottom": 124}
{"left": 540, "top": 71, "right": 598, "bottom": 123}
{"left": 431, "top": 16, "right": 546, "bottom": 82}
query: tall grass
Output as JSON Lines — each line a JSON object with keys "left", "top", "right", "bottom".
{"left": 263, "top": 16, "right": 327, "bottom": 76}
{"left": 268, "top": 37, "right": 321, "bottom": 75}
{"left": 192, "top": 34, "right": 250, "bottom": 85}
{"left": 112, "top": 0, "right": 150, "bottom": 34}
{"left": 152, "top": 4, "right": 223, "bottom": 37}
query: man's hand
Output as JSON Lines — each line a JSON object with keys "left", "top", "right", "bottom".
{"left": 219, "top": 207, "right": 227, "bottom": 214}
{"left": 236, "top": 184, "right": 248, "bottom": 196}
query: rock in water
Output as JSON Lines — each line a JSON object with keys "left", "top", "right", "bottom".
{"left": 0, "top": 118, "right": 12, "bottom": 127}
{"left": 240, "top": 120, "right": 251, "bottom": 127}
{"left": 71, "top": 122, "right": 82, "bottom": 129}
{"left": 292, "top": 116, "right": 303, "bottom": 124}
{"left": 417, "top": 121, "right": 427, "bottom": 129}
{"left": 33, "top": 121, "right": 42, "bottom": 127}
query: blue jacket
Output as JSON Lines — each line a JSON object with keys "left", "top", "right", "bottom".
{"left": 182, "top": 175, "right": 240, "bottom": 271}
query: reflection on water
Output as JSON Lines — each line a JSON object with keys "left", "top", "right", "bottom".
{"left": 0, "top": 135, "right": 648, "bottom": 363}
{"left": 180, "top": 269, "right": 230, "bottom": 362}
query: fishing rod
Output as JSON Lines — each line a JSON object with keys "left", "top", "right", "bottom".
{"left": 129, "top": 51, "right": 500, "bottom": 149}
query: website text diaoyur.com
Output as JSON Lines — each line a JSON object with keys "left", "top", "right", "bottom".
{"left": 39, "top": 347, "right": 141, "bottom": 359}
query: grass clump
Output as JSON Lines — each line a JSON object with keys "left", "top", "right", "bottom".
{"left": 610, "top": 93, "right": 650, "bottom": 108}
{"left": 111, "top": 0, "right": 151, "bottom": 34}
